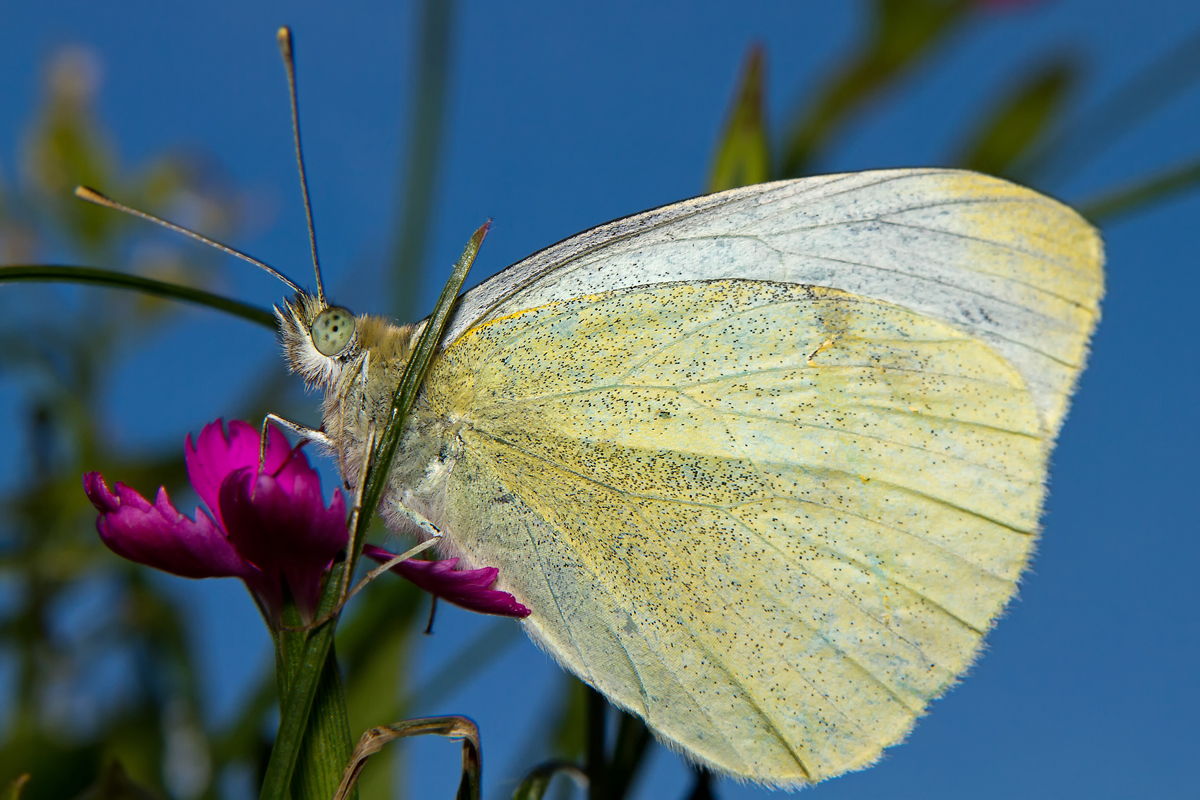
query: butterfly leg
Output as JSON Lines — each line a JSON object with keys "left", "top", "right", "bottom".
{"left": 339, "top": 536, "right": 440, "bottom": 609}
{"left": 330, "top": 349, "right": 372, "bottom": 488}
{"left": 340, "top": 435, "right": 448, "bottom": 610}
{"left": 288, "top": 538, "right": 440, "bottom": 630}
{"left": 387, "top": 505, "right": 445, "bottom": 541}
{"left": 287, "top": 422, "right": 438, "bottom": 630}
{"left": 259, "top": 413, "right": 331, "bottom": 468}
{"left": 336, "top": 423, "right": 443, "bottom": 618}
{"left": 340, "top": 429, "right": 444, "bottom": 604}
{"left": 339, "top": 420, "right": 377, "bottom": 596}
{"left": 331, "top": 348, "right": 445, "bottom": 549}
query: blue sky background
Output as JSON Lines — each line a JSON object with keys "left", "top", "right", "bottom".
{"left": 2, "top": 1, "right": 1198, "bottom": 798}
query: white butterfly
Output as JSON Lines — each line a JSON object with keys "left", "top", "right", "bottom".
{"left": 276, "top": 167, "right": 1103, "bottom": 786}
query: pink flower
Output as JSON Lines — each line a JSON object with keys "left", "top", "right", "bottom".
{"left": 85, "top": 420, "right": 346, "bottom": 620}
{"left": 84, "top": 418, "right": 528, "bottom": 622}
{"left": 364, "top": 545, "right": 530, "bottom": 618}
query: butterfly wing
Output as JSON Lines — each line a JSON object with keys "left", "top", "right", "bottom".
{"left": 446, "top": 168, "right": 1103, "bottom": 439}
{"left": 408, "top": 170, "right": 1102, "bottom": 785}
{"left": 421, "top": 280, "right": 1046, "bottom": 784}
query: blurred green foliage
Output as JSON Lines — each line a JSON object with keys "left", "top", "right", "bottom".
{"left": 0, "top": 42, "right": 431, "bottom": 800}
{"left": 1, "top": 44, "right": 242, "bottom": 800}
{"left": 957, "top": 58, "right": 1077, "bottom": 176}
{"left": 2, "top": 2, "right": 1200, "bottom": 799}
{"left": 781, "top": 0, "right": 972, "bottom": 178}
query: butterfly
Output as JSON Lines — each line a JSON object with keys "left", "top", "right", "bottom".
{"left": 277, "top": 167, "right": 1103, "bottom": 786}
{"left": 78, "top": 29, "right": 1103, "bottom": 788}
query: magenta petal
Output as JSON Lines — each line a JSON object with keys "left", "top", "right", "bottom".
{"left": 83, "top": 472, "right": 255, "bottom": 580}
{"left": 185, "top": 420, "right": 293, "bottom": 527}
{"left": 364, "top": 545, "right": 530, "bottom": 618}
{"left": 268, "top": 443, "right": 327, "bottom": 501}
{"left": 220, "top": 467, "right": 347, "bottom": 617}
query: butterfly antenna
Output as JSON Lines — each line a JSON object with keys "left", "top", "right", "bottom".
{"left": 277, "top": 27, "right": 327, "bottom": 307}
{"left": 73, "top": 185, "right": 304, "bottom": 294}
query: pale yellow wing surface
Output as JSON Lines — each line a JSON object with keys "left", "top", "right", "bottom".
{"left": 446, "top": 169, "right": 1103, "bottom": 439}
{"left": 418, "top": 280, "right": 1045, "bottom": 786}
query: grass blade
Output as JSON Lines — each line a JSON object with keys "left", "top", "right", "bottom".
{"left": 0, "top": 265, "right": 277, "bottom": 328}
{"left": 707, "top": 44, "right": 769, "bottom": 193}
{"left": 1080, "top": 157, "right": 1200, "bottom": 223}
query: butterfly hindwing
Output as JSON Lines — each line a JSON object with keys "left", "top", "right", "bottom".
{"left": 418, "top": 279, "right": 1045, "bottom": 785}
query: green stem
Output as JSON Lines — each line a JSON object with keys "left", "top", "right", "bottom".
{"left": 586, "top": 686, "right": 607, "bottom": 800}
{"left": 0, "top": 265, "right": 277, "bottom": 328}
{"left": 292, "top": 649, "right": 354, "bottom": 800}
{"left": 275, "top": 594, "right": 356, "bottom": 800}
{"left": 261, "top": 583, "right": 344, "bottom": 800}
{"left": 607, "top": 711, "right": 652, "bottom": 800}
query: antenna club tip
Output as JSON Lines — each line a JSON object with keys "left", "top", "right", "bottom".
{"left": 277, "top": 27, "right": 293, "bottom": 54}
{"left": 75, "top": 185, "right": 105, "bottom": 202}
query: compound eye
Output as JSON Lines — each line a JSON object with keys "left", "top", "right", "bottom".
{"left": 311, "top": 306, "right": 355, "bottom": 356}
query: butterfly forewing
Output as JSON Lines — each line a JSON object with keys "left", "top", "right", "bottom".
{"left": 442, "top": 169, "right": 1103, "bottom": 439}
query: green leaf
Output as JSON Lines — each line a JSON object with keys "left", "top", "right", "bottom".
{"left": 1, "top": 775, "right": 29, "bottom": 800}
{"left": 1017, "top": 25, "right": 1200, "bottom": 183}
{"left": 512, "top": 761, "right": 586, "bottom": 800}
{"left": 273, "top": 592, "right": 355, "bottom": 800}
{"left": 259, "top": 598, "right": 341, "bottom": 800}
{"left": 365, "top": 221, "right": 490, "bottom": 552}
{"left": 292, "top": 649, "right": 356, "bottom": 800}
{"left": 585, "top": 685, "right": 607, "bottom": 800}
{"left": 547, "top": 677, "right": 588, "bottom": 762}
{"left": 333, "top": 718, "right": 481, "bottom": 800}
{"left": 607, "top": 712, "right": 652, "bottom": 800}
{"left": 781, "top": 0, "right": 969, "bottom": 177}
{"left": 707, "top": 44, "right": 770, "bottom": 193}
{"left": 957, "top": 59, "right": 1076, "bottom": 177}
{"left": 1079, "top": 156, "right": 1200, "bottom": 223}
{"left": 0, "top": 727, "right": 103, "bottom": 800}
{"left": 0, "top": 265, "right": 277, "bottom": 328}
{"left": 340, "top": 579, "right": 424, "bottom": 800}
{"left": 390, "top": 0, "right": 457, "bottom": 322}
{"left": 1, "top": 42, "right": 264, "bottom": 800}
{"left": 23, "top": 50, "right": 118, "bottom": 252}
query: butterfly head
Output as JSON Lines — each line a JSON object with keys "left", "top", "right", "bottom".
{"left": 277, "top": 291, "right": 361, "bottom": 390}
